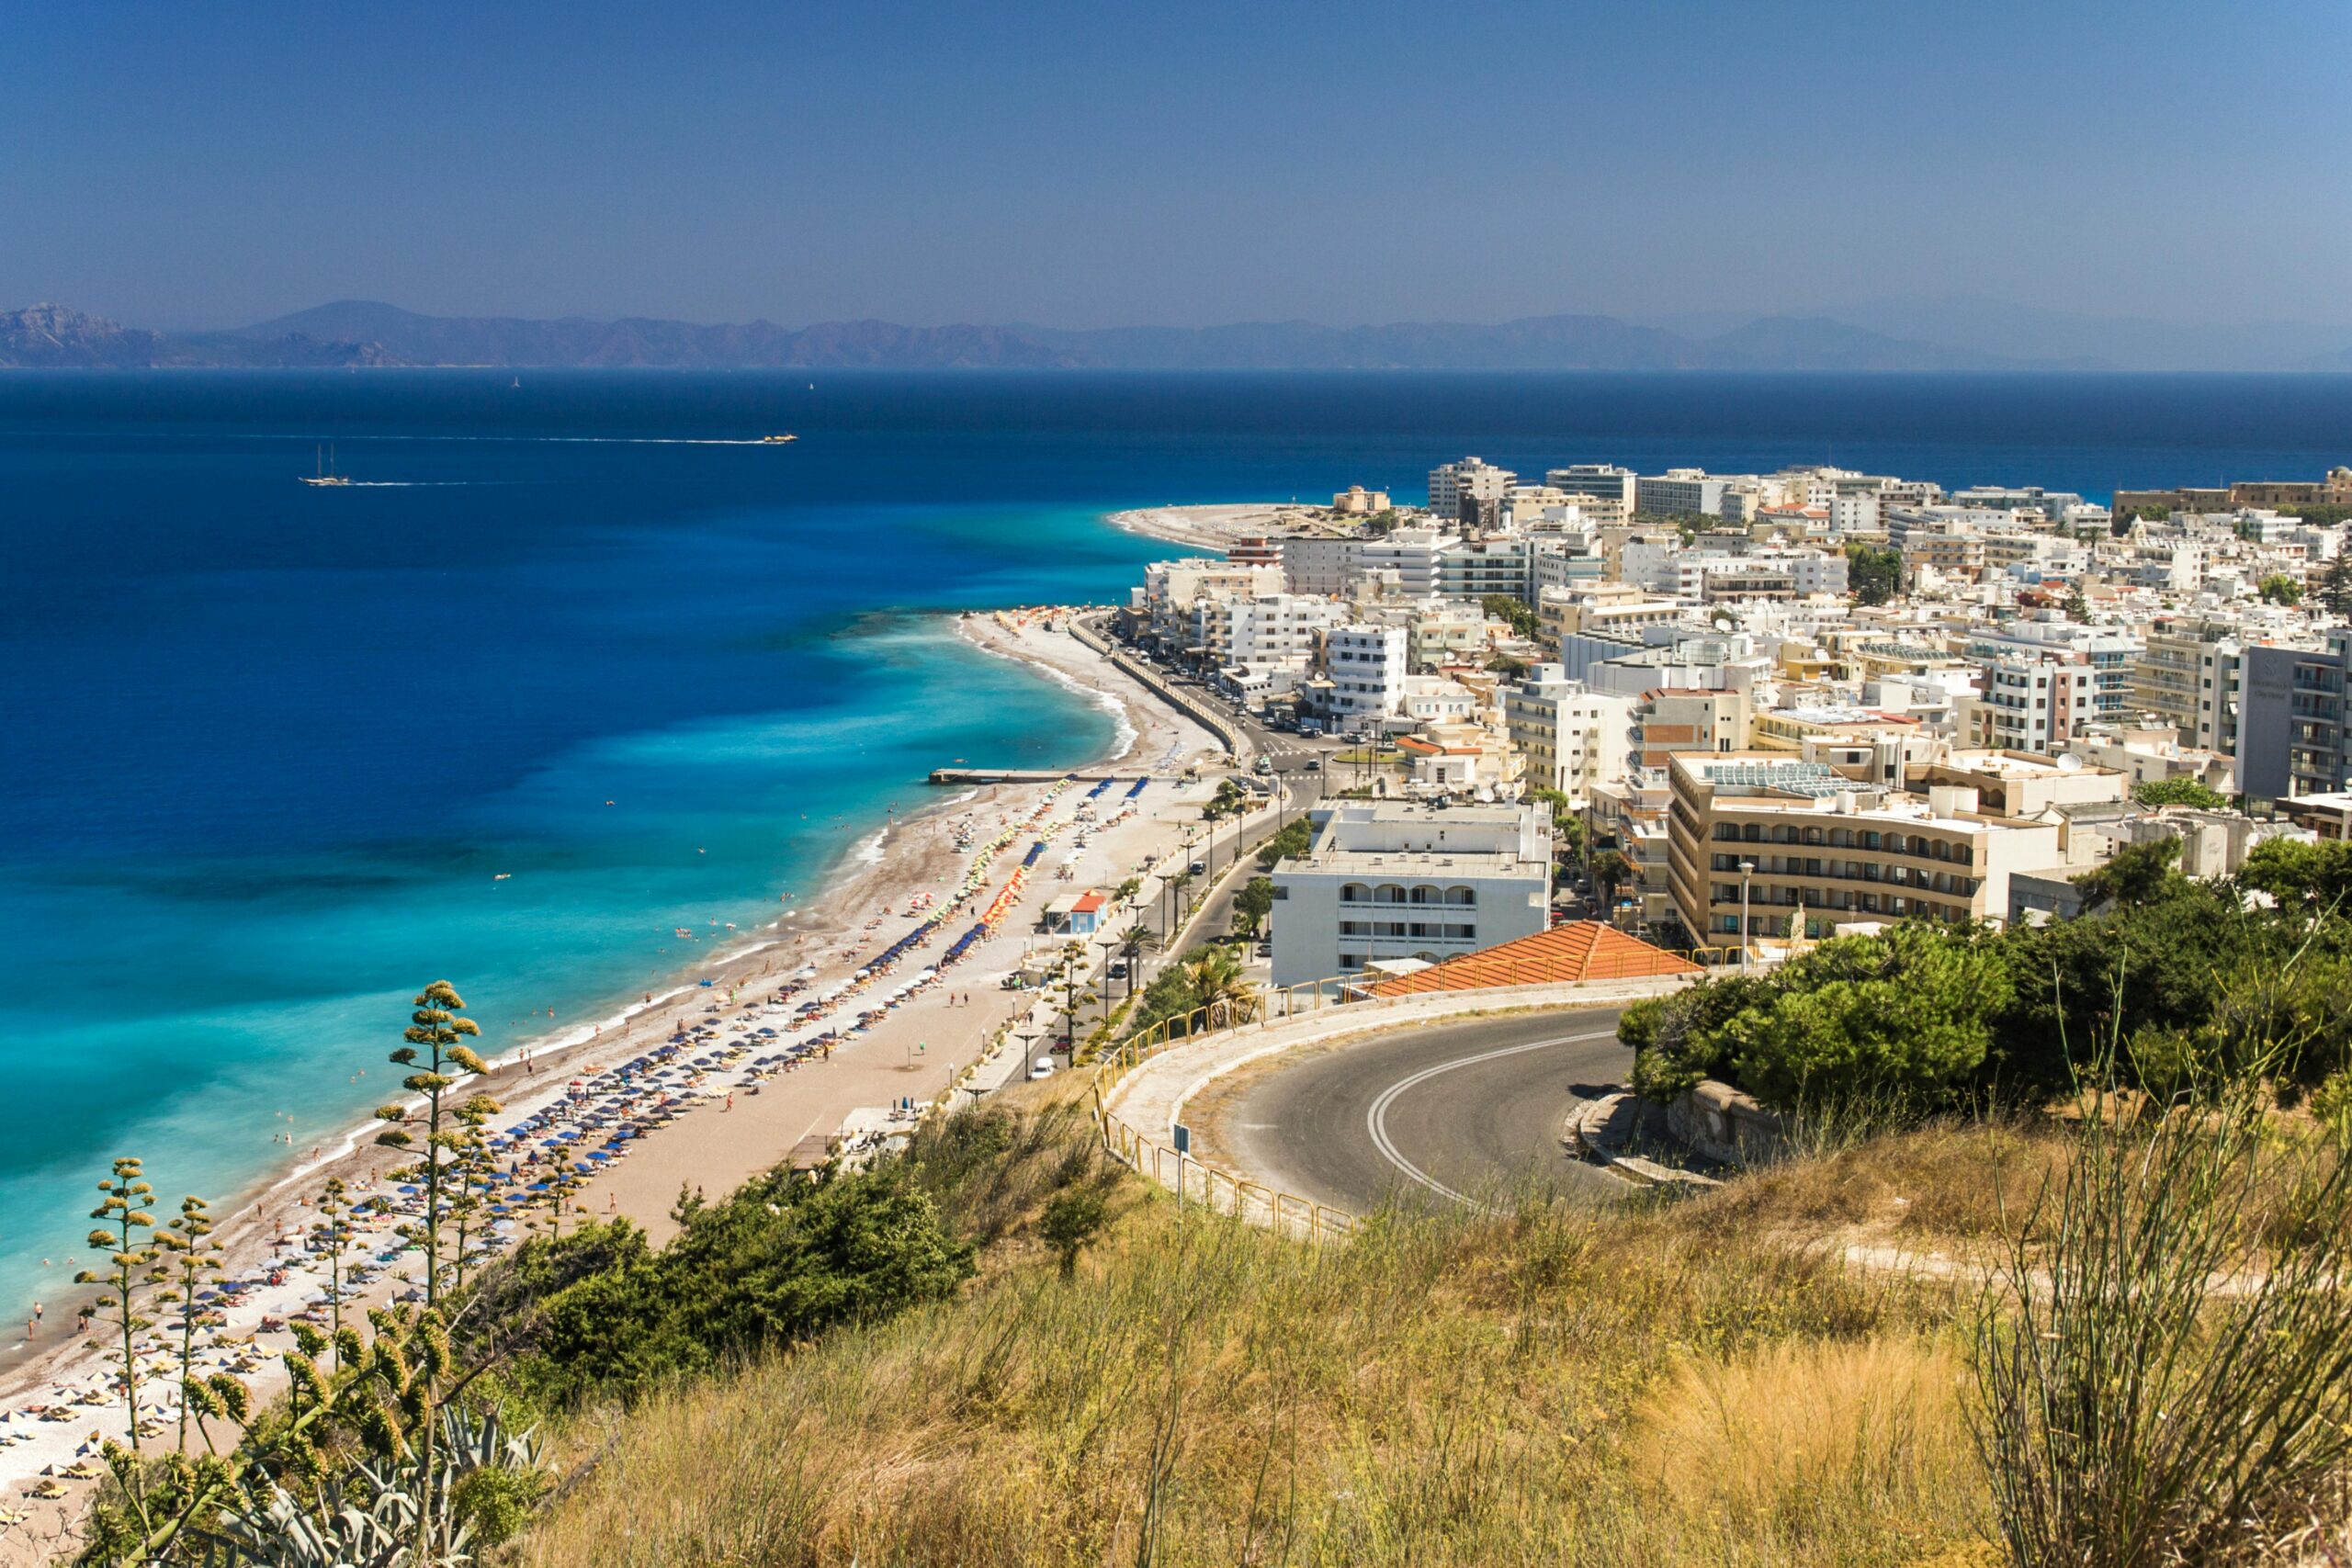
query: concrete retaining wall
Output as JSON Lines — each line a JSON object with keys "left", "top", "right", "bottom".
{"left": 1667, "top": 1078, "right": 1788, "bottom": 1166}
{"left": 1069, "top": 616, "right": 1247, "bottom": 756}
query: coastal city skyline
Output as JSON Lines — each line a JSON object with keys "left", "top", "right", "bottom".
{"left": 7, "top": 2, "right": 2352, "bottom": 1560}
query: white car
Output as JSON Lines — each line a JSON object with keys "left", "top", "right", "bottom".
{"left": 1029, "top": 1055, "right": 1057, "bottom": 1080}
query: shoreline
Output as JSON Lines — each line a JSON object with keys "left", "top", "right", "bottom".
{"left": 1105, "top": 502, "right": 1298, "bottom": 552}
{"left": 0, "top": 596, "right": 1228, "bottom": 1556}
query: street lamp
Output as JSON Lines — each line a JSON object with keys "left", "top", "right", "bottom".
{"left": 1738, "top": 860, "right": 1756, "bottom": 969}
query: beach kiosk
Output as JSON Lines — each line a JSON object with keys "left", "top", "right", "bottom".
{"left": 1040, "top": 890, "right": 1108, "bottom": 936}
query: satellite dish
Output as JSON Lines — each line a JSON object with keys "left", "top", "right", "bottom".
{"left": 2055, "top": 753, "right": 2083, "bottom": 772}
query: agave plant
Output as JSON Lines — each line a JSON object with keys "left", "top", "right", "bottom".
{"left": 174, "top": 1404, "right": 543, "bottom": 1566}
{"left": 195, "top": 1459, "right": 473, "bottom": 1568}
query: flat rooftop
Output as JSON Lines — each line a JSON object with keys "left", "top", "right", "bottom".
{"left": 1306, "top": 847, "right": 1548, "bottom": 875}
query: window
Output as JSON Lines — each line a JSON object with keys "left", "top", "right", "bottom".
{"left": 1341, "top": 883, "right": 1370, "bottom": 902}
{"left": 1446, "top": 886, "right": 1476, "bottom": 906}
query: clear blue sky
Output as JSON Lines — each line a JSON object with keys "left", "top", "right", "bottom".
{"left": 6, "top": 0, "right": 2346, "bottom": 330}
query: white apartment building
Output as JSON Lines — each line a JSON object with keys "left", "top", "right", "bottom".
{"left": 1280, "top": 536, "right": 1365, "bottom": 596}
{"left": 1638, "top": 468, "right": 1737, "bottom": 518}
{"left": 1138, "top": 559, "right": 1286, "bottom": 648}
{"left": 1531, "top": 536, "right": 1608, "bottom": 596}
{"left": 1399, "top": 601, "right": 1493, "bottom": 668}
{"left": 1966, "top": 615, "right": 2142, "bottom": 722}
{"left": 1353, "top": 525, "right": 1456, "bottom": 598}
{"left": 1325, "top": 624, "right": 1409, "bottom": 723}
{"left": 1960, "top": 658, "right": 2101, "bottom": 752}
{"left": 2132, "top": 615, "right": 2267, "bottom": 755}
{"left": 1192, "top": 592, "right": 1343, "bottom": 671}
{"left": 1829, "top": 493, "right": 1883, "bottom": 534}
{"left": 1271, "top": 800, "right": 1553, "bottom": 986}
{"left": 1950, "top": 484, "right": 2088, "bottom": 520}
{"left": 1547, "top": 587, "right": 1690, "bottom": 642}
{"left": 1400, "top": 676, "right": 1479, "bottom": 725}
{"left": 1784, "top": 548, "right": 1850, "bottom": 596}
{"left": 1503, "top": 664, "right": 1634, "bottom": 807}
{"left": 1619, "top": 535, "right": 1686, "bottom": 592}
{"left": 1436, "top": 534, "right": 1535, "bottom": 601}
{"left": 1428, "top": 457, "right": 1516, "bottom": 523}
{"left": 1545, "top": 464, "right": 1639, "bottom": 513}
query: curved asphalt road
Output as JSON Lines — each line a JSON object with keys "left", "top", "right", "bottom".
{"left": 1213, "top": 1009, "right": 1634, "bottom": 1213}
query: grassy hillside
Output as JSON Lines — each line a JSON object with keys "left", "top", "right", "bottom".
{"left": 514, "top": 1084, "right": 2000, "bottom": 1567}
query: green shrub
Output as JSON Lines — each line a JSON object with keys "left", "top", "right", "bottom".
{"left": 484, "top": 1162, "right": 974, "bottom": 1409}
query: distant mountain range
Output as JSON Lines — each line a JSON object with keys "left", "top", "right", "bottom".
{"left": 6, "top": 298, "right": 2350, "bottom": 372}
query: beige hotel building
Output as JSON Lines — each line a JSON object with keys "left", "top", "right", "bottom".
{"left": 1665, "top": 750, "right": 2121, "bottom": 942}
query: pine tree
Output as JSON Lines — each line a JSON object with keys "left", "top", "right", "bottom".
{"left": 2320, "top": 551, "right": 2352, "bottom": 616}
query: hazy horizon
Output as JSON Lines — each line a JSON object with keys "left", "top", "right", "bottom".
{"left": 6, "top": 0, "right": 2347, "bottom": 337}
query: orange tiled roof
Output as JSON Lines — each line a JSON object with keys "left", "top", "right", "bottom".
{"left": 1364, "top": 921, "right": 1702, "bottom": 997}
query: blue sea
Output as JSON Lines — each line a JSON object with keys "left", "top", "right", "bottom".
{"left": 1, "top": 368, "right": 2348, "bottom": 1321}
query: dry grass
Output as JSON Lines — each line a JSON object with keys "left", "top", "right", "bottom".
{"left": 1681, "top": 1116, "right": 2069, "bottom": 1249}
{"left": 1623, "top": 1336, "right": 1983, "bottom": 1562}
{"left": 515, "top": 1089, "right": 1996, "bottom": 1568}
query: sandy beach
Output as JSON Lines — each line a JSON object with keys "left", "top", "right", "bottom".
{"left": 1107, "top": 502, "right": 1303, "bottom": 552}
{"left": 0, "top": 604, "right": 1250, "bottom": 1561}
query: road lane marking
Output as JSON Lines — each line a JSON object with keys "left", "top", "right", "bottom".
{"left": 1364, "top": 1029, "right": 1617, "bottom": 1206}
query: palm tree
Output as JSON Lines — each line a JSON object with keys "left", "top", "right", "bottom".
{"left": 1166, "top": 869, "right": 1196, "bottom": 933}
{"left": 1117, "top": 924, "right": 1160, "bottom": 1004}
{"left": 1055, "top": 958, "right": 1097, "bottom": 1052}
{"left": 1185, "top": 947, "right": 1260, "bottom": 1031}
{"left": 1589, "top": 850, "right": 1634, "bottom": 921}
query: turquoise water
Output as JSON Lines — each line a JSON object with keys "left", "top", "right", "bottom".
{"left": 3, "top": 367, "right": 2349, "bottom": 1324}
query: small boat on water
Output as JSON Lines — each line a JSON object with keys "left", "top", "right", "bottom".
{"left": 300, "top": 444, "right": 353, "bottom": 487}
{"left": 760, "top": 434, "right": 798, "bottom": 444}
